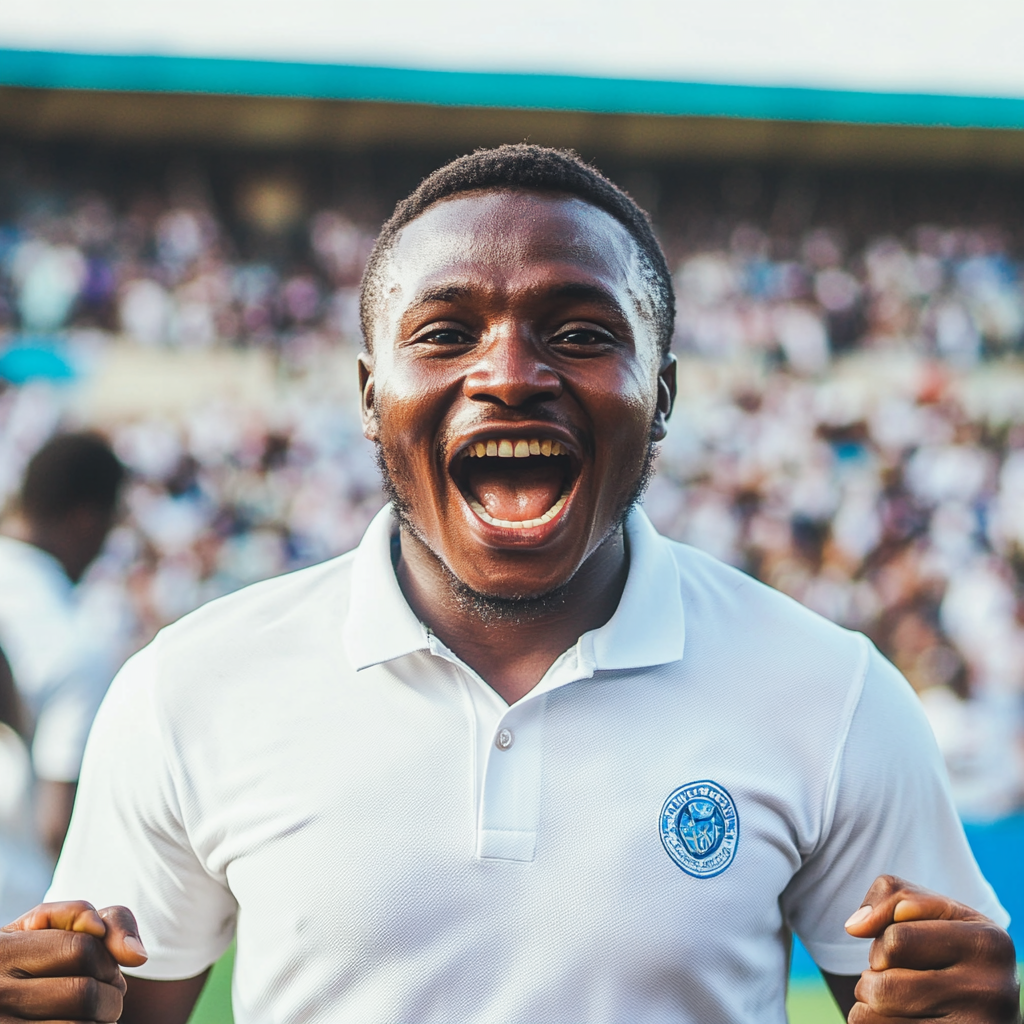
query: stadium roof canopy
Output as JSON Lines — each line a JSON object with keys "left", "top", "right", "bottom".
{"left": 0, "top": 0, "right": 1022, "bottom": 163}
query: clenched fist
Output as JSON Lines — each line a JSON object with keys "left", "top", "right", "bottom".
{"left": 0, "top": 902, "right": 147, "bottom": 1023}
{"left": 844, "top": 875, "right": 1020, "bottom": 1023}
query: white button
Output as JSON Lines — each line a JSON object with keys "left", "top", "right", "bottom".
{"left": 495, "top": 727, "right": 514, "bottom": 750}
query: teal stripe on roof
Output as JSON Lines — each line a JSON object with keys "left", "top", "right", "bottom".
{"left": 0, "top": 47, "right": 1022, "bottom": 129}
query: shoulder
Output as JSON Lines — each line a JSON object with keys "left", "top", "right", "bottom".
{"left": 145, "top": 551, "right": 357, "bottom": 706}
{"left": 0, "top": 537, "right": 70, "bottom": 609}
{"left": 161, "top": 550, "right": 355, "bottom": 645}
{"left": 659, "top": 533, "right": 870, "bottom": 722}
{"left": 669, "top": 536, "right": 864, "bottom": 655}
{"left": 0, "top": 538, "right": 77, "bottom": 685}
{"left": 98, "top": 551, "right": 363, "bottom": 800}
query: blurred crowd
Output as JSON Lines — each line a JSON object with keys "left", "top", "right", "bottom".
{"left": 649, "top": 217, "right": 1024, "bottom": 818}
{"left": 1, "top": 147, "right": 1024, "bottom": 818}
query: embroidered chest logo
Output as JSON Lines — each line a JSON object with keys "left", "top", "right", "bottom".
{"left": 659, "top": 780, "right": 739, "bottom": 878}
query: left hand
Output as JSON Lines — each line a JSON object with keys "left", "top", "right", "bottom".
{"left": 844, "top": 874, "right": 1020, "bottom": 1022}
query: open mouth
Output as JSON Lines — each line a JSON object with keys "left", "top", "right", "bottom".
{"left": 453, "top": 437, "right": 576, "bottom": 530}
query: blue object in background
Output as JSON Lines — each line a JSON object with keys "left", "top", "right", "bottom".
{"left": 0, "top": 343, "right": 76, "bottom": 384}
{"left": 964, "top": 816, "right": 1024, "bottom": 952}
{"left": 791, "top": 815, "right": 1024, "bottom": 980}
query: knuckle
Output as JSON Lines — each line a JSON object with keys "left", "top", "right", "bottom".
{"left": 62, "top": 899, "right": 97, "bottom": 915}
{"left": 971, "top": 967, "right": 1020, "bottom": 1018}
{"left": 59, "top": 930, "right": 102, "bottom": 975}
{"left": 847, "top": 1003, "right": 870, "bottom": 1024}
{"left": 974, "top": 923, "right": 1017, "bottom": 968}
{"left": 68, "top": 974, "right": 103, "bottom": 1016}
{"left": 882, "top": 922, "right": 908, "bottom": 960}
{"left": 854, "top": 971, "right": 877, "bottom": 1006}
{"left": 865, "top": 874, "right": 893, "bottom": 896}
{"left": 867, "top": 936, "right": 889, "bottom": 972}
{"left": 59, "top": 929, "right": 87, "bottom": 962}
{"left": 919, "top": 964, "right": 1018, "bottom": 1020}
{"left": 865, "top": 873, "right": 905, "bottom": 905}
{"left": 864, "top": 968, "right": 900, "bottom": 1010}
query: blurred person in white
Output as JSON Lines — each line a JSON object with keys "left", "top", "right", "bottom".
{"left": 0, "top": 643, "right": 50, "bottom": 926}
{"left": 0, "top": 433, "right": 126, "bottom": 866}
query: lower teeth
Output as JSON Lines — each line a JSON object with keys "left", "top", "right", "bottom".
{"left": 468, "top": 492, "right": 569, "bottom": 529}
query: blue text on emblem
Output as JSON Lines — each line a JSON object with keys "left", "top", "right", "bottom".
{"left": 659, "top": 780, "right": 739, "bottom": 878}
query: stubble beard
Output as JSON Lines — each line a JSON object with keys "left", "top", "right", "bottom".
{"left": 373, "top": 430, "right": 659, "bottom": 626}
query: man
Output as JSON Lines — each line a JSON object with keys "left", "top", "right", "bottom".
{"left": 0, "top": 147, "right": 1017, "bottom": 1023}
{"left": 0, "top": 432, "right": 126, "bottom": 862}
{"left": 0, "top": 643, "right": 52, "bottom": 927}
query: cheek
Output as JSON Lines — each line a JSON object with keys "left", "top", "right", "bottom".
{"left": 372, "top": 374, "right": 457, "bottom": 515}
{"left": 582, "top": 368, "right": 659, "bottom": 448}
{"left": 374, "top": 369, "right": 440, "bottom": 447}
{"left": 372, "top": 393, "right": 432, "bottom": 493}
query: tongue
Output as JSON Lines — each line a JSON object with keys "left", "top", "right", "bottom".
{"left": 467, "top": 463, "right": 564, "bottom": 521}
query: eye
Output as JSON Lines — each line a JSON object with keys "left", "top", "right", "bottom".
{"left": 550, "top": 327, "right": 616, "bottom": 351}
{"left": 418, "top": 328, "right": 474, "bottom": 347}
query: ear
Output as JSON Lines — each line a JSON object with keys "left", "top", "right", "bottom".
{"left": 357, "top": 352, "right": 378, "bottom": 442}
{"left": 651, "top": 354, "right": 677, "bottom": 442}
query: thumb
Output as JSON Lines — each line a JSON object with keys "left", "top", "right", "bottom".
{"left": 98, "top": 906, "right": 149, "bottom": 967}
{"left": 2, "top": 900, "right": 106, "bottom": 938}
{"left": 844, "top": 875, "right": 985, "bottom": 939}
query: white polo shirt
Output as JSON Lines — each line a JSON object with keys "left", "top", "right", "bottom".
{"left": 0, "top": 536, "right": 121, "bottom": 783}
{"left": 0, "top": 724, "right": 52, "bottom": 925}
{"left": 49, "top": 506, "right": 1006, "bottom": 1023}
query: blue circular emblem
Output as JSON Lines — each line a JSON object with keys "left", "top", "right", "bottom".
{"left": 659, "top": 780, "right": 739, "bottom": 878}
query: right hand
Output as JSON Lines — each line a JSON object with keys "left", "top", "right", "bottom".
{"left": 0, "top": 901, "right": 147, "bottom": 1022}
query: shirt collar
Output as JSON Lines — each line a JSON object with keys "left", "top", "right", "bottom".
{"left": 341, "top": 504, "right": 685, "bottom": 674}
{"left": 341, "top": 505, "right": 431, "bottom": 671}
{"left": 583, "top": 506, "right": 685, "bottom": 672}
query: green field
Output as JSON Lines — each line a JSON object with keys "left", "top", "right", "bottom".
{"left": 185, "top": 948, "right": 846, "bottom": 1023}
{"left": 186, "top": 948, "right": 234, "bottom": 1024}
{"left": 786, "top": 981, "right": 846, "bottom": 1023}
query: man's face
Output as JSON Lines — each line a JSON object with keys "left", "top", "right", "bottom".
{"left": 360, "top": 189, "right": 675, "bottom": 601}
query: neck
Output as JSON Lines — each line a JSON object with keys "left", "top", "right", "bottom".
{"left": 395, "top": 525, "right": 629, "bottom": 705}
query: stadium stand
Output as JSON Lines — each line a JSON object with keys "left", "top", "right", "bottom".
{"left": 1, "top": 141, "right": 1023, "bottom": 819}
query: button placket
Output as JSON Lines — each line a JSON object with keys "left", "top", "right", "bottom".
{"left": 425, "top": 631, "right": 592, "bottom": 865}
{"left": 476, "top": 695, "right": 548, "bottom": 862}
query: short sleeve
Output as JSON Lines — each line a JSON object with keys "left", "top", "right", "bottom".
{"left": 46, "top": 642, "right": 238, "bottom": 980}
{"left": 780, "top": 643, "right": 1009, "bottom": 976}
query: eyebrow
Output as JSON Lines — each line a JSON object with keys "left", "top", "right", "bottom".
{"left": 408, "top": 281, "right": 622, "bottom": 310}
{"left": 546, "top": 282, "right": 622, "bottom": 310}
{"left": 408, "top": 285, "right": 474, "bottom": 307}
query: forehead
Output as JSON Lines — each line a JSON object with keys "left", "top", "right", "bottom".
{"left": 383, "top": 190, "right": 646, "bottom": 306}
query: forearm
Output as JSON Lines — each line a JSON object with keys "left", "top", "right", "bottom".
{"left": 120, "top": 972, "right": 210, "bottom": 1024}
{"left": 821, "top": 970, "right": 858, "bottom": 1017}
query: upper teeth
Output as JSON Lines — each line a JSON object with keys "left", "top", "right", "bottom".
{"left": 466, "top": 439, "right": 566, "bottom": 458}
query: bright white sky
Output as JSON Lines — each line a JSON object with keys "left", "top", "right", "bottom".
{"left": 1, "top": 0, "right": 1023, "bottom": 98}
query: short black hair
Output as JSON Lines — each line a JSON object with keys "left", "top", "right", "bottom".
{"left": 20, "top": 432, "right": 125, "bottom": 523}
{"left": 359, "top": 144, "right": 675, "bottom": 356}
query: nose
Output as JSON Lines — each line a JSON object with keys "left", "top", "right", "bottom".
{"left": 463, "top": 324, "right": 562, "bottom": 408}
